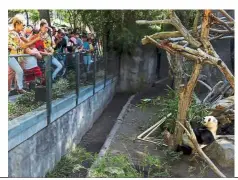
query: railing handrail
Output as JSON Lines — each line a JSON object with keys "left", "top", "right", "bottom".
{"left": 9, "top": 51, "right": 99, "bottom": 58}
{"left": 8, "top": 49, "right": 118, "bottom": 126}
{"left": 9, "top": 54, "right": 35, "bottom": 58}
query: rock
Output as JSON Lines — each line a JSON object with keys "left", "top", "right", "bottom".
{"left": 204, "top": 138, "right": 234, "bottom": 167}
{"left": 104, "top": 167, "right": 125, "bottom": 177}
{"left": 212, "top": 96, "right": 234, "bottom": 109}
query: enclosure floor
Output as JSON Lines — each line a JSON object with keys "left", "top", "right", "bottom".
{"left": 79, "top": 93, "right": 133, "bottom": 153}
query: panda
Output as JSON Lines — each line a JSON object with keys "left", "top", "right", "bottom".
{"left": 176, "top": 116, "right": 218, "bottom": 155}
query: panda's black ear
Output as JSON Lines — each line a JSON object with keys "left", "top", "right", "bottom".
{"left": 208, "top": 118, "right": 211, "bottom": 122}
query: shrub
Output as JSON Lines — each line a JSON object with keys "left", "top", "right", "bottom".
{"left": 137, "top": 88, "right": 211, "bottom": 134}
{"left": 52, "top": 78, "right": 70, "bottom": 99}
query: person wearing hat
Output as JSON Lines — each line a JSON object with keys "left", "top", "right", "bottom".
{"left": 8, "top": 15, "right": 41, "bottom": 94}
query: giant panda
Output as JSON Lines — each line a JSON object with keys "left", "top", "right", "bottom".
{"left": 176, "top": 116, "right": 218, "bottom": 155}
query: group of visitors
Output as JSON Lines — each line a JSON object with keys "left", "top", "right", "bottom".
{"left": 8, "top": 14, "right": 100, "bottom": 95}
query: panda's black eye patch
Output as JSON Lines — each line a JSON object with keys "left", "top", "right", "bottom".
{"left": 208, "top": 118, "right": 211, "bottom": 122}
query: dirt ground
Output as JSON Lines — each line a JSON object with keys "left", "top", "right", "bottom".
{"left": 79, "top": 93, "right": 133, "bottom": 153}
{"left": 50, "top": 79, "right": 234, "bottom": 178}
{"left": 107, "top": 81, "right": 234, "bottom": 178}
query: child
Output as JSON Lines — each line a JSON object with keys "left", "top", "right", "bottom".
{"left": 23, "top": 38, "right": 43, "bottom": 84}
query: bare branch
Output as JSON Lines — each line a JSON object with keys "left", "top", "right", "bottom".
{"left": 210, "top": 28, "right": 233, "bottom": 34}
{"left": 193, "top": 10, "right": 201, "bottom": 37}
{"left": 184, "top": 121, "right": 226, "bottom": 178}
{"left": 176, "top": 121, "right": 191, "bottom": 136}
{"left": 171, "top": 43, "right": 200, "bottom": 56}
{"left": 179, "top": 51, "right": 201, "bottom": 61}
{"left": 200, "top": 10, "right": 212, "bottom": 53}
{"left": 136, "top": 19, "right": 172, "bottom": 25}
{"left": 168, "top": 37, "right": 185, "bottom": 42}
{"left": 141, "top": 31, "right": 182, "bottom": 45}
{"left": 137, "top": 12, "right": 202, "bottom": 48}
{"left": 219, "top": 10, "right": 234, "bottom": 22}
{"left": 185, "top": 72, "right": 213, "bottom": 91}
{"left": 197, "top": 48, "right": 234, "bottom": 89}
{"left": 177, "top": 40, "right": 189, "bottom": 46}
{"left": 209, "top": 34, "right": 225, "bottom": 41}
{"left": 219, "top": 36, "right": 234, "bottom": 40}
{"left": 170, "top": 12, "right": 202, "bottom": 48}
{"left": 211, "top": 14, "right": 234, "bottom": 33}
{"left": 203, "top": 81, "right": 224, "bottom": 103}
{"left": 177, "top": 120, "right": 226, "bottom": 178}
{"left": 198, "top": 80, "right": 212, "bottom": 91}
{"left": 145, "top": 36, "right": 176, "bottom": 54}
{"left": 210, "top": 35, "right": 234, "bottom": 41}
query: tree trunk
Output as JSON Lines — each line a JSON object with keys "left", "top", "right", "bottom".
{"left": 25, "top": 10, "right": 29, "bottom": 26}
{"left": 38, "top": 10, "right": 51, "bottom": 26}
{"left": 173, "top": 61, "right": 203, "bottom": 148}
{"left": 200, "top": 10, "right": 211, "bottom": 53}
{"left": 166, "top": 52, "right": 183, "bottom": 91}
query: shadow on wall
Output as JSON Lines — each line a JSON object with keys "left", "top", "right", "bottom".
{"left": 117, "top": 44, "right": 169, "bottom": 93}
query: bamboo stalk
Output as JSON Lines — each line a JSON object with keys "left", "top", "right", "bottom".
{"left": 137, "top": 113, "right": 172, "bottom": 139}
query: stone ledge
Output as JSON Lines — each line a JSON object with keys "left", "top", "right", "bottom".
{"left": 204, "top": 136, "right": 234, "bottom": 168}
{"left": 8, "top": 76, "right": 116, "bottom": 151}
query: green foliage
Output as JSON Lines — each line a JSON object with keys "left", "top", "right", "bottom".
{"left": 9, "top": 78, "right": 72, "bottom": 120}
{"left": 8, "top": 91, "right": 43, "bottom": 120}
{"left": 28, "top": 10, "right": 40, "bottom": 23}
{"left": 15, "top": 91, "right": 36, "bottom": 107}
{"left": 91, "top": 152, "right": 171, "bottom": 178}
{"left": 175, "top": 10, "right": 202, "bottom": 30}
{"left": 140, "top": 154, "right": 167, "bottom": 177}
{"left": 137, "top": 88, "right": 211, "bottom": 134}
{"left": 46, "top": 147, "right": 171, "bottom": 178}
{"left": 163, "top": 149, "right": 182, "bottom": 163}
{"left": 56, "top": 10, "right": 167, "bottom": 55}
{"left": 91, "top": 153, "right": 140, "bottom": 178}
{"left": 8, "top": 10, "right": 40, "bottom": 24}
{"left": 66, "top": 70, "right": 76, "bottom": 90}
{"left": 52, "top": 78, "right": 70, "bottom": 99}
{"left": 8, "top": 9, "right": 25, "bottom": 18}
{"left": 46, "top": 146, "right": 96, "bottom": 178}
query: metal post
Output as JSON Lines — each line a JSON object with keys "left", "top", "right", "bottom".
{"left": 75, "top": 52, "right": 80, "bottom": 105}
{"left": 93, "top": 53, "right": 96, "bottom": 95}
{"left": 118, "top": 57, "right": 121, "bottom": 79}
{"left": 46, "top": 55, "right": 52, "bottom": 125}
{"left": 104, "top": 51, "right": 107, "bottom": 88}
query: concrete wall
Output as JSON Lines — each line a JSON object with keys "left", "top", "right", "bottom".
{"left": 116, "top": 10, "right": 234, "bottom": 93}
{"left": 8, "top": 77, "right": 117, "bottom": 177}
{"left": 117, "top": 44, "right": 159, "bottom": 93}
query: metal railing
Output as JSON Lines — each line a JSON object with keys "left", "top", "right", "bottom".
{"left": 8, "top": 50, "right": 119, "bottom": 124}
